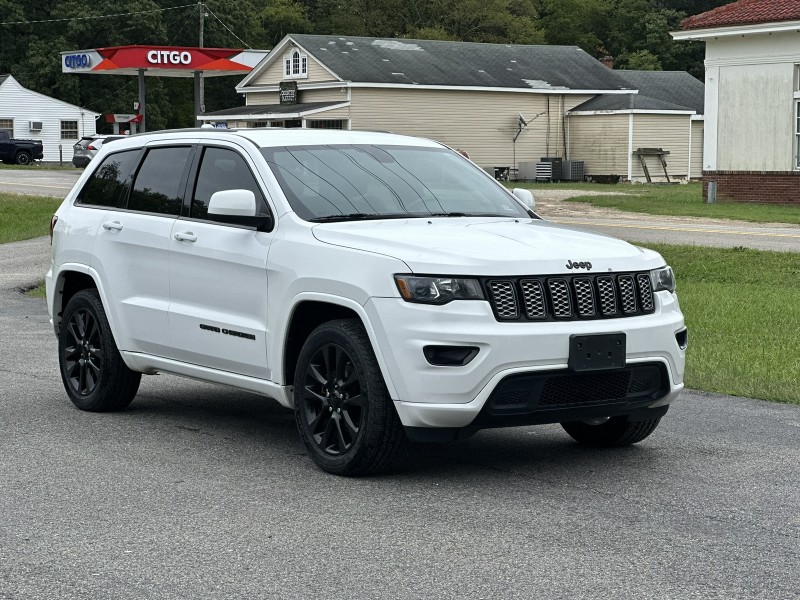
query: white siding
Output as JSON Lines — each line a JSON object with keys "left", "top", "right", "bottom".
{"left": 716, "top": 62, "right": 794, "bottom": 171}
{"left": 703, "top": 30, "right": 800, "bottom": 172}
{"left": 247, "top": 88, "right": 348, "bottom": 106}
{"left": 0, "top": 76, "right": 97, "bottom": 162}
{"left": 349, "top": 88, "right": 582, "bottom": 169}
{"left": 250, "top": 45, "right": 338, "bottom": 87}
{"left": 567, "top": 114, "right": 629, "bottom": 176}
{"left": 690, "top": 120, "right": 704, "bottom": 178}
{"left": 631, "top": 114, "right": 691, "bottom": 179}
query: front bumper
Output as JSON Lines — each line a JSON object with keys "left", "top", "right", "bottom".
{"left": 365, "top": 292, "right": 685, "bottom": 429}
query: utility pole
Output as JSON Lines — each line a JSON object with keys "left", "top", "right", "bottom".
{"left": 199, "top": 1, "right": 205, "bottom": 113}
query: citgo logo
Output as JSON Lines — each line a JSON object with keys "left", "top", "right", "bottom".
{"left": 64, "top": 54, "right": 91, "bottom": 69}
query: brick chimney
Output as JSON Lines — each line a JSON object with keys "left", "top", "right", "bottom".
{"left": 600, "top": 55, "right": 614, "bottom": 69}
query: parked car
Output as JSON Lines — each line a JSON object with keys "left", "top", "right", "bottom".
{"left": 46, "top": 128, "right": 686, "bottom": 476}
{"left": 0, "top": 130, "right": 44, "bottom": 165}
{"left": 71, "top": 135, "right": 124, "bottom": 168}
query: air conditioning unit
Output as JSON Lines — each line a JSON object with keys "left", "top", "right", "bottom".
{"left": 29, "top": 121, "right": 43, "bottom": 131}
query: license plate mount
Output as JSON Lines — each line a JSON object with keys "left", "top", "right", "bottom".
{"left": 568, "top": 333, "right": 626, "bottom": 372}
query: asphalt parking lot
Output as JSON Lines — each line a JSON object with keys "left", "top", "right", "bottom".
{"left": 1, "top": 236, "right": 799, "bottom": 599}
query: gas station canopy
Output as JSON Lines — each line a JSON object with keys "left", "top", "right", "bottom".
{"left": 61, "top": 45, "right": 269, "bottom": 132}
{"left": 61, "top": 45, "right": 267, "bottom": 77}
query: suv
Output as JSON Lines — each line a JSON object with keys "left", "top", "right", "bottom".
{"left": 71, "top": 135, "right": 124, "bottom": 168}
{"left": 46, "top": 129, "right": 686, "bottom": 476}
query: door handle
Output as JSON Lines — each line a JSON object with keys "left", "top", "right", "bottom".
{"left": 174, "top": 231, "right": 197, "bottom": 242}
{"left": 102, "top": 221, "right": 123, "bottom": 231}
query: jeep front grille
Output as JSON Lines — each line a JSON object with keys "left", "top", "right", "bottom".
{"left": 485, "top": 271, "right": 655, "bottom": 322}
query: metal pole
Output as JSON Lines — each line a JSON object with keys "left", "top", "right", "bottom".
{"left": 199, "top": 2, "right": 205, "bottom": 114}
{"left": 194, "top": 72, "right": 202, "bottom": 127}
{"left": 707, "top": 181, "right": 717, "bottom": 204}
{"left": 138, "top": 69, "right": 146, "bottom": 133}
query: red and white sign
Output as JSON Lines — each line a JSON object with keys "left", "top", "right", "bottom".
{"left": 61, "top": 45, "right": 267, "bottom": 78}
{"left": 105, "top": 114, "right": 143, "bottom": 124}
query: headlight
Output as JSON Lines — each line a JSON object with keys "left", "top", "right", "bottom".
{"left": 394, "top": 275, "right": 485, "bottom": 304}
{"left": 650, "top": 266, "right": 676, "bottom": 293}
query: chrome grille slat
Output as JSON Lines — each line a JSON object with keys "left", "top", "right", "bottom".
{"left": 573, "top": 277, "right": 596, "bottom": 317}
{"left": 636, "top": 274, "right": 654, "bottom": 311}
{"left": 596, "top": 276, "right": 618, "bottom": 315}
{"left": 618, "top": 275, "right": 637, "bottom": 314}
{"left": 484, "top": 271, "right": 655, "bottom": 322}
{"left": 520, "top": 280, "right": 546, "bottom": 319}
{"left": 548, "top": 279, "right": 572, "bottom": 318}
{"left": 488, "top": 280, "right": 519, "bottom": 319}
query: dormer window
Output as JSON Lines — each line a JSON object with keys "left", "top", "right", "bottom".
{"left": 284, "top": 49, "right": 308, "bottom": 79}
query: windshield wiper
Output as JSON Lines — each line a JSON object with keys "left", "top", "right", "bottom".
{"left": 309, "top": 213, "right": 379, "bottom": 222}
{"left": 428, "top": 212, "right": 470, "bottom": 217}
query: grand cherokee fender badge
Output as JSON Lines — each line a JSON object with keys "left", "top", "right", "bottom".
{"left": 566, "top": 260, "right": 593, "bottom": 270}
{"left": 200, "top": 323, "right": 256, "bottom": 341}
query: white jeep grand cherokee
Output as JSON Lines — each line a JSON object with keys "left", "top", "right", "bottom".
{"left": 47, "top": 128, "right": 686, "bottom": 475}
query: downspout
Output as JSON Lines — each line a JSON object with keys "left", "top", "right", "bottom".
{"left": 687, "top": 115, "right": 692, "bottom": 179}
{"left": 627, "top": 112, "right": 634, "bottom": 181}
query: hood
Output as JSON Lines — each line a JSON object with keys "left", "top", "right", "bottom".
{"left": 312, "top": 217, "right": 665, "bottom": 276}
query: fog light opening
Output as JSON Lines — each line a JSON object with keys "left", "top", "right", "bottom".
{"left": 675, "top": 328, "right": 688, "bottom": 350}
{"left": 423, "top": 345, "right": 479, "bottom": 366}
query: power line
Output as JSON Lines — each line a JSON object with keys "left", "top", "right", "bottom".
{"left": 0, "top": 4, "right": 197, "bottom": 26}
{"left": 204, "top": 5, "right": 252, "bottom": 49}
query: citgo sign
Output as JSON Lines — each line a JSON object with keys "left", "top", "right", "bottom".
{"left": 64, "top": 54, "right": 91, "bottom": 69}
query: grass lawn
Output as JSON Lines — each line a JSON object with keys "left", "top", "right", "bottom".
{"left": 643, "top": 242, "right": 800, "bottom": 405}
{"left": 0, "top": 192, "right": 61, "bottom": 244}
{"left": 510, "top": 181, "right": 800, "bottom": 225}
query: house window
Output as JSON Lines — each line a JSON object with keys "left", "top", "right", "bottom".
{"left": 0, "top": 118, "right": 12, "bottom": 137}
{"left": 307, "top": 119, "right": 346, "bottom": 130}
{"left": 61, "top": 120, "right": 78, "bottom": 140}
{"left": 283, "top": 49, "right": 308, "bottom": 79}
{"left": 252, "top": 121, "right": 269, "bottom": 128}
{"left": 796, "top": 101, "right": 800, "bottom": 169}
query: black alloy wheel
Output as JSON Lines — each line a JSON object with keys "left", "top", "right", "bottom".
{"left": 301, "top": 343, "right": 365, "bottom": 456}
{"left": 63, "top": 307, "right": 103, "bottom": 397}
{"left": 293, "top": 319, "right": 405, "bottom": 476}
{"left": 15, "top": 151, "right": 31, "bottom": 165}
{"left": 58, "top": 289, "right": 141, "bottom": 412}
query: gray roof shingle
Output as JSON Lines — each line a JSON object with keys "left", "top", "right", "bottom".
{"left": 287, "top": 35, "right": 636, "bottom": 92}
{"left": 570, "top": 70, "right": 704, "bottom": 113}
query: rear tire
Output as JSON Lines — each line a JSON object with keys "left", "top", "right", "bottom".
{"left": 15, "top": 151, "right": 32, "bottom": 165}
{"left": 561, "top": 415, "right": 662, "bottom": 447}
{"left": 293, "top": 319, "right": 405, "bottom": 476}
{"left": 58, "top": 289, "right": 141, "bottom": 411}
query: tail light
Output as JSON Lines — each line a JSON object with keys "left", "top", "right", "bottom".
{"left": 87, "top": 145, "right": 97, "bottom": 151}
{"left": 49, "top": 215, "right": 58, "bottom": 244}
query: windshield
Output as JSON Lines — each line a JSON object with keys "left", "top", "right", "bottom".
{"left": 260, "top": 144, "right": 530, "bottom": 221}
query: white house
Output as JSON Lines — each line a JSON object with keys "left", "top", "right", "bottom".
{"left": 672, "top": 0, "right": 800, "bottom": 203}
{"left": 0, "top": 74, "right": 99, "bottom": 163}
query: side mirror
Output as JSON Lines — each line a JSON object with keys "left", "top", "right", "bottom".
{"left": 207, "top": 189, "right": 273, "bottom": 230}
{"left": 512, "top": 188, "right": 535, "bottom": 212}
{"left": 208, "top": 189, "right": 257, "bottom": 217}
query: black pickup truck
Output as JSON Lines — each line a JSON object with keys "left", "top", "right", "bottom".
{"left": 0, "top": 130, "right": 44, "bottom": 165}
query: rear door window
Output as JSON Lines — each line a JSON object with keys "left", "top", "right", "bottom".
{"left": 76, "top": 150, "right": 140, "bottom": 208}
{"left": 129, "top": 147, "right": 192, "bottom": 216}
{"left": 190, "top": 146, "right": 269, "bottom": 220}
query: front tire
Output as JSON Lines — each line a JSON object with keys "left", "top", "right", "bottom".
{"left": 561, "top": 415, "right": 662, "bottom": 447}
{"left": 293, "top": 319, "right": 404, "bottom": 476}
{"left": 58, "top": 289, "right": 141, "bottom": 411}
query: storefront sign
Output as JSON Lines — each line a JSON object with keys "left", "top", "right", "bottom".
{"left": 280, "top": 81, "right": 298, "bottom": 105}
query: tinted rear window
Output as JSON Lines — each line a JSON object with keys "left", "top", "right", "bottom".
{"left": 128, "top": 147, "right": 191, "bottom": 216}
{"left": 76, "top": 150, "right": 140, "bottom": 208}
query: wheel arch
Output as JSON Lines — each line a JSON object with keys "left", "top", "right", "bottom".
{"left": 280, "top": 296, "right": 399, "bottom": 400}
{"left": 52, "top": 266, "right": 116, "bottom": 338}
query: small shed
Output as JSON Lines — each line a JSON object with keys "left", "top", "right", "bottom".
{"left": 0, "top": 74, "right": 99, "bottom": 162}
{"left": 567, "top": 70, "right": 704, "bottom": 181}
